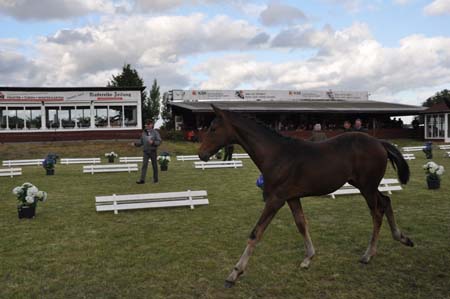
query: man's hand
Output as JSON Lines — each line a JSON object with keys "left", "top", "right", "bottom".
{"left": 131, "top": 142, "right": 135, "bottom": 146}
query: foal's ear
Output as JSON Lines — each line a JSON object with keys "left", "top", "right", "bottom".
{"left": 211, "top": 104, "right": 226, "bottom": 119}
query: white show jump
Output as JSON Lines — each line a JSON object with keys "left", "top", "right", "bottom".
{"left": 177, "top": 155, "right": 201, "bottom": 161}
{"left": 329, "top": 178, "right": 403, "bottom": 199}
{"left": 95, "top": 190, "right": 209, "bottom": 214}
{"left": 83, "top": 163, "right": 138, "bottom": 174}
{"left": 119, "top": 157, "right": 143, "bottom": 163}
{"left": 402, "top": 153, "right": 416, "bottom": 160}
{"left": 2, "top": 159, "right": 43, "bottom": 167}
{"left": 232, "top": 153, "right": 250, "bottom": 159}
{"left": 194, "top": 160, "right": 243, "bottom": 170}
{"left": 402, "top": 146, "right": 425, "bottom": 152}
{"left": 61, "top": 158, "right": 101, "bottom": 164}
{"left": 438, "top": 144, "right": 450, "bottom": 150}
{"left": 0, "top": 167, "right": 22, "bottom": 177}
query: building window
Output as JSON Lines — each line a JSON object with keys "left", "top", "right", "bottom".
{"left": 46, "top": 107, "right": 60, "bottom": 128}
{"left": 0, "top": 107, "right": 5, "bottom": 129}
{"left": 94, "top": 106, "right": 108, "bottom": 127}
{"left": 26, "top": 107, "right": 42, "bottom": 129}
{"left": 124, "top": 106, "right": 137, "bottom": 127}
{"left": 60, "top": 106, "right": 76, "bottom": 128}
{"left": 74, "top": 106, "right": 90, "bottom": 128}
{"left": 7, "top": 107, "right": 26, "bottom": 129}
{"left": 109, "top": 106, "right": 122, "bottom": 127}
{"left": 426, "top": 114, "right": 445, "bottom": 139}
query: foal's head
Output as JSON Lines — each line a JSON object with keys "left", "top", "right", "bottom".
{"left": 198, "top": 105, "right": 235, "bottom": 161}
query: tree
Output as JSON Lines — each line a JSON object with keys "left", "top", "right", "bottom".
{"left": 422, "top": 89, "right": 450, "bottom": 107}
{"left": 161, "top": 91, "right": 174, "bottom": 130}
{"left": 148, "top": 79, "right": 161, "bottom": 123}
{"left": 108, "top": 64, "right": 148, "bottom": 126}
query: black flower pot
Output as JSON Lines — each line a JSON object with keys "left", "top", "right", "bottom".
{"left": 18, "top": 205, "right": 36, "bottom": 219}
{"left": 160, "top": 164, "right": 168, "bottom": 171}
{"left": 426, "top": 176, "right": 440, "bottom": 189}
{"left": 108, "top": 157, "right": 115, "bottom": 163}
{"left": 46, "top": 169, "right": 55, "bottom": 175}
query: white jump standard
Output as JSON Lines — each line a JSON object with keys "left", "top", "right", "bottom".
{"left": 329, "top": 178, "right": 403, "bottom": 199}
{"left": 2, "top": 159, "right": 43, "bottom": 167}
{"left": 61, "top": 158, "right": 101, "bottom": 164}
{"left": 83, "top": 163, "right": 138, "bottom": 174}
{"left": 119, "top": 157, "right": 143, "bottom": 163}
{"left": 194, "top": 160, "right": 243, "bottom": 169}
{"left": 402, "top": 146, "right": 425, "bottom": 152}
{"left": 0, "top": 167, "right": 22, "bottom": 177}
{"left": 402, "top": 153, "right": 416, "bottom": 160}
{"left": 95, "top": 190, "right": 209, "bottom": 214}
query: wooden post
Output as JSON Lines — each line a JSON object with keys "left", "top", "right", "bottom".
{"left": 113, "top": 194, "right": 118, "bottom": 215}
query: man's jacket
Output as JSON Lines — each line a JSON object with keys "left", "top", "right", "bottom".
{"left": 135, "top": 129, "right": 162, "bottom": 152}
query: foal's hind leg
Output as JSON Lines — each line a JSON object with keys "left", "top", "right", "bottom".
{"left": 224, "top": 198, "right": 284, "bottom": 288}
{"left": 287, "top": 198, "right": 315, "bottom": 268}
{"left": 360, "top": 190, "right": 384, "bottom": 264}
{"left": 379, "top": 192, "right": 414, "bottom": 247}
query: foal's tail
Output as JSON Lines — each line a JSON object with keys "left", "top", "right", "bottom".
{"left": 381, "top": 140, "right": 410, "bottom": 184}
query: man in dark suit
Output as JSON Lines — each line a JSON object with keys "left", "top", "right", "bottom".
{"left": 133, "top": 119, "right": 161, "bottom": 184}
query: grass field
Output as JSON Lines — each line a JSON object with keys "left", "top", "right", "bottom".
{"left": 0, "top": 139, "right": 449, "bottom": 299}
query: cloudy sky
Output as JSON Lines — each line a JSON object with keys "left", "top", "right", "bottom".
{"left": 1, "top": 0, "right": 450, "bottom": 106}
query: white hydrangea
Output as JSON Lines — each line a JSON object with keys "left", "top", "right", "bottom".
{"left": 12, "top": 187, "right": 23, "bottom": 195}
{"left": 27, "top": 186, "right": 39, "bottom": 197}
{"left": 436, "top": 166, "right": 445, "bottom": 176}
{"left": 36, "top": 191, "right": 48, "bottom": 202}
{"left": 25, "top": 196, "right": 35, "bottom": 204}
{"left": 22, "top": 182, "right": 33, "bottom": 188}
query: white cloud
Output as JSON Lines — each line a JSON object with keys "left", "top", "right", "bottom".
{"left": 0, "top": 0, "right": 116, "bottom": 20}
{"left": 132, "top": 0, "right": 226, "bottom": 12}
{"left": 194, "top": 25, "right": 450, "bottom": 105}
{"left": 5, "top": 13, "right": 263, "bottom": 88}
{"left": 259, "top": 2, "right": 307, "bottom": 26}
{"left": 424, "top": 0, "right": 450, "bottom": 16}
{"left": 393, "top": 0, "right": 412, "bottom": 5}
{"left": 323, "top": 0, "right": 363, "bottom": 13}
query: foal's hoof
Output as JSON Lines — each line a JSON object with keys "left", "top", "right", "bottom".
{"left": 359, "top": 256, "right": 371, "bottom": 264}
{"left": 224, "top": 280, "right": 235, "bottom": 288}
{"left": 300, "top": 259, "right": 311, "bottom": 269}
{"left": 403, "top": 237, "right": 414, "bottom": 247}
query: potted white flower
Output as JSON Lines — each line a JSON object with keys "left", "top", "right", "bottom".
{"left": 158, "top": 152, "right": 171, "bottom": 171}
{"left": 12, "top": 182, "right": 47, "bottom": 219}
{"left": 105, "top": 152, "right": 118, "bottom": 163}
{"left": 42, "top": 153, "right": 58, "bottom": 175}
{"left": 423, "top": 161, "right": 445, "bottom": 189}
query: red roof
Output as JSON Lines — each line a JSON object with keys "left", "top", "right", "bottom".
{"left": 423, "top": 101, "right": 450, "bottom": 113}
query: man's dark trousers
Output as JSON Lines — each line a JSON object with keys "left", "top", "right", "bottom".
{"left": 140, "top": 149, "right": 158, "bottom": 183}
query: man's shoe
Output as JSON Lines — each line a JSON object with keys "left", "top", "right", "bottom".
{"left": 153, "top": 181, "right": 159, "bottom": 184}
{"left": 136, "top": 180, "right": 145, "bottom": 184}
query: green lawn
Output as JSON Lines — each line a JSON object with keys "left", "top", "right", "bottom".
{"left": 0, "top": 140, "right": 449, "bottom": 299}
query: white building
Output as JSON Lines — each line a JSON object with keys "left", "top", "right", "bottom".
{"left": 0, "top": 87, "right": 144, "bottom": 142}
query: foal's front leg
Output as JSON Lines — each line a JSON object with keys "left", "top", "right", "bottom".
{"left": 224, "top": 198, "right": 284, "bottom": 288}
{"left": 287, "top": 198, "right": 315, "bottom": 268}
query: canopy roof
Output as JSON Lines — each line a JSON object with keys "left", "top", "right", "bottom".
{"left": 170, "top": 100, "right": 425, "bottom": 115}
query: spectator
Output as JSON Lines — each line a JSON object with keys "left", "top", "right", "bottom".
{"left": 133, "top": 119, "right": 161, "bottom": 184}
{"left": 343, "top": 120, "right": 352, "bottom": 132}
{"left": 352, "top": 119, "right": 368, "bottom": 133}
{"left": 308, "top": 123, "right": 327, "bottom": 142}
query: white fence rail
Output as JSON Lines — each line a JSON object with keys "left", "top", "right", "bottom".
{"left": 83, "top": 163, "right": 138, "bottom": 174}
{"left": 95, "top": 190, "right": 209, "bottom": 214}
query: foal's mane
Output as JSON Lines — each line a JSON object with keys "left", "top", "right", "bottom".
{"left": 228, "top": 111, "right": 299, "bottom": 144}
